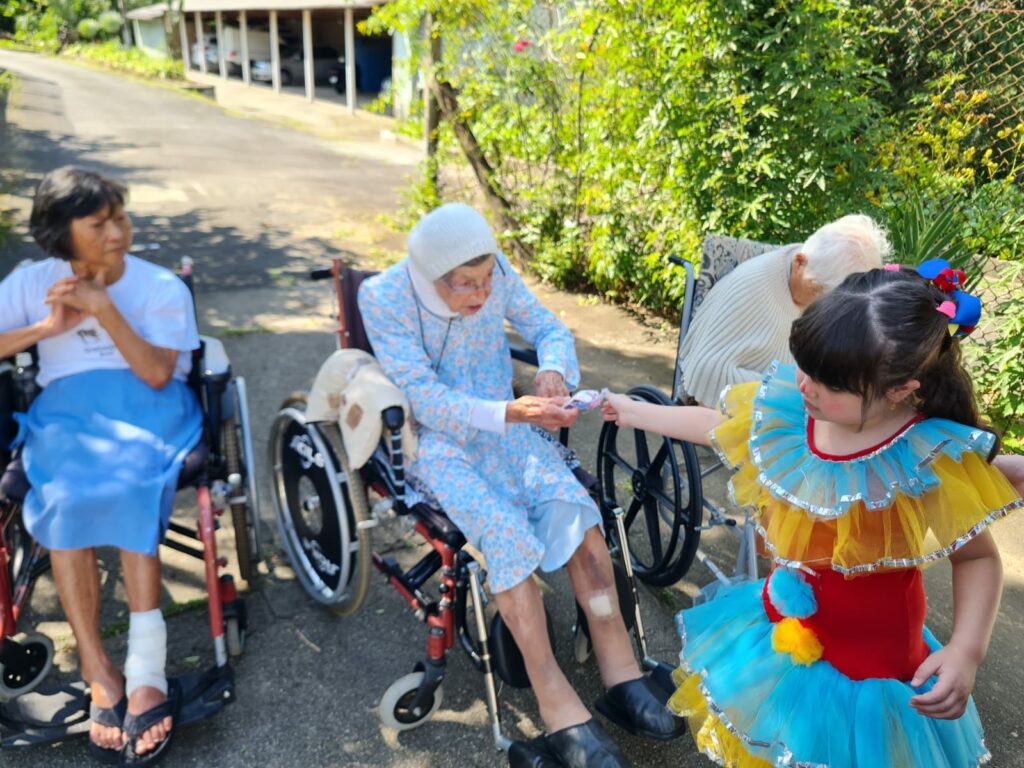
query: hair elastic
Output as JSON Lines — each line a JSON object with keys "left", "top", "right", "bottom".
{"left": 883, "top": 263, "right": 900, "bottom": 272}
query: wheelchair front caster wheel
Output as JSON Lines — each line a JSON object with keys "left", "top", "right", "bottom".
{"left": 378, "top": 672, "right": 443, "bottom": 731}
{"left": 0, "top": 632, "right": 54, "bottom": 701}
{"left": 225, "top": 616, "right": 245, "bottom": 658}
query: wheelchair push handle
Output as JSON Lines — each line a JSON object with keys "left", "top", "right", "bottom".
{"left": 667, "top": 255, "right": 687, "bottom": 269}
{"left": 310, "top": 268, "right": 334, "bottom": 281}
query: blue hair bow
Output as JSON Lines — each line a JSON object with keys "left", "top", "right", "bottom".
{"left": 916, "top": 258, "right": 982, "bottom": 337}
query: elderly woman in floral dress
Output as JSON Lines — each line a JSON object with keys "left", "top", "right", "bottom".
{"left": 359, "top": 203, "right": 682, "bottom": 768}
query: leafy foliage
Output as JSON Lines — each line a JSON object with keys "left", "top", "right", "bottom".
{"left": 64, "top": 40, "right": 184, "bottom": 79}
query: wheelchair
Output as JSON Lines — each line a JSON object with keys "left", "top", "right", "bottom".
{"left": 268, "top": 255, "right": 675, "bottom": 751}
{"left": 0, "top": 257, "right": 260, "bottom": 750}
{"left": 594, "top": 236, "right": 776, "bottom": 597}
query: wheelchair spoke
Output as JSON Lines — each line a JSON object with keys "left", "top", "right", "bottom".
{"left": 605, "top": 448, "right": 638, "bottom": 478}
{"left": 633, "top": 429, "right": 651, "bottom": 468}
{"left": 646, "top": 442, "right": 671, "bottom": 476}
{"left": 624, "top": 497, "right": 643, "bottom": 528}
{"left": 642, "top": 498, "right": 664, "bottom": 564}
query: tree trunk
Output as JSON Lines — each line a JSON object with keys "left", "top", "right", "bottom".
{"left": 430, "top": 77, "right": 534, "bottom": 265}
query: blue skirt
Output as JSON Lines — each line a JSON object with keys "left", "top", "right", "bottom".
{"left": 15, "top": 369, "right": 203, "bottom": 555}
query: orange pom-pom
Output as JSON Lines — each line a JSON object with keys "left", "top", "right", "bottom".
{"left": 771, "top": 617, "right": 824, "bottom": 666}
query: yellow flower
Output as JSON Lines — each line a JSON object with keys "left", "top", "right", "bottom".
{"left": 771, "top": 618, "right": 823, "bottom": 666}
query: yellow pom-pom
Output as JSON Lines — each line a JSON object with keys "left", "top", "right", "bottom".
{"left": 771, "top": 617, "right": 823, "bottom": 666}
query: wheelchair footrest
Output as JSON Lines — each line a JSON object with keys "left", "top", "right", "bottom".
{"left": 0, "top": 679, "right": 90, "bottom": 749}
{"left": 177, "top": 664, "right": 236, "bottom": 728}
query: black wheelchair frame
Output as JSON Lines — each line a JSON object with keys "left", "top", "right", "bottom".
{"left": 0, "top": 258, "right": 259, "bottom": 750}
{"left": 268, "top": 256, "right": 675, "bottom": 751}
{"left": 595, "top": 250, "right": 763, "bottom": 595}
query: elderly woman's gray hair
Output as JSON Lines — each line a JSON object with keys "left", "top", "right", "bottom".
{"left": 800, "top": 214, "right": 891, "bottom": 290}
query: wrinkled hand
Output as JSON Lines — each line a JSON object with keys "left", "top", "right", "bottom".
{"left": 534, "top": 370, "right": 569, "bottom": 399}
{"left": 600, "top": 391, "right": 634, "bottom": 427}
{"left": 39, "top": 299, "right": 86, "bottom": 337}
{"left": 506, "top": 395, "right": 578, "bottom": 431}
{"left": 909, "top": 644, "right": 979, "bottom": 720}
{"left": 44, "top": 272, "right": 113, "bottom": 317}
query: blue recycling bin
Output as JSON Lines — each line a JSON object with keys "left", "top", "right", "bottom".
{"left": 355, "top": 35, "right": 392, "bottom": 92}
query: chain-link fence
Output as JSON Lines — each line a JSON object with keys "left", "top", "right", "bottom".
{"left": 875, "top": 0, "right": 1024, "bottom": 171}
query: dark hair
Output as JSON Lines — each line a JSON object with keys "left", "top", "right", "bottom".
{"left": 29, "top": 166, "right": 128, "bottom": 260}
{"left": 789, "top": 268, "right": 997, "bottom": 452}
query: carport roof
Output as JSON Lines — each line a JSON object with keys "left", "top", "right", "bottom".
{"left": 126, "top": 2, "right": 168, "bottom": 20}
{"left": 183, "top": 0, "right": 386, "bottom": 10}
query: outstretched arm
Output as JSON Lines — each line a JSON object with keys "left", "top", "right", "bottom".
{"left": 601, "top": 391, "right": 724, "bottom": 447}
{"left": 909, "top": 530, "right": 1002, "bottom": 719}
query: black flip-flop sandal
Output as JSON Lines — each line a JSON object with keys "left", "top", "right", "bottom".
{"left": 120, "top": 679, "right": 181, "bottom": 767}
{"left": 88, "top": 695, "right": 127, "bottom": 766}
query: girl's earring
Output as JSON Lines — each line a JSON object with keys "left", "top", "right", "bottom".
{"left": 889, "top": 399, "right": 898, "bottom": 412}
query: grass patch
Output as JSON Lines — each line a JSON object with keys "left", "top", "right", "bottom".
{"left": 215, "top": 324, "right": 271, "bottom": 338}
{"left": 63, "top": 41, "right": 184, "bottom": 81}
{"left": 100, "top": 597, "right": 209, "bottom": 640}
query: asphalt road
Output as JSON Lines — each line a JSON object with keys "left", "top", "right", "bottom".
{"left": 1, "top": 50, "right": 1022, "bottom": 768}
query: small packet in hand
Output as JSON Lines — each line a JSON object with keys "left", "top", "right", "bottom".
{"left": 564, "top": 389, "right": 606, "bottom": 411}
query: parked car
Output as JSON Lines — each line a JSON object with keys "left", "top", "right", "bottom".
{"left": 252, "top": 45, "right": 341, "bottom": 86}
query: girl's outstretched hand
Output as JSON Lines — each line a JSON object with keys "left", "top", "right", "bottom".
{"left": 600, "top": 391, "right": 632, "bottom": 426}
{"left": 908, "top": 644, "right": 979, "bottom": 719}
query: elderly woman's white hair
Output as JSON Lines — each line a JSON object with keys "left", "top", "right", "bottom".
{"left": 801, "top": 214, "right": 891, "bottom": 289}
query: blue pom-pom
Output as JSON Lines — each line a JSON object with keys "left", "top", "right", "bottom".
{"left": 766, "top": 568, "right": 817, "bottom": 619}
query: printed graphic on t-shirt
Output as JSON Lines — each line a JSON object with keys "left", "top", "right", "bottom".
{"left": 75, "top": 325, "right": 117, "bottom": 357}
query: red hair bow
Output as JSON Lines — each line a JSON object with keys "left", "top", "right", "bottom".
{"left": 931, "top": 267, "right": 966, "bottom": 294}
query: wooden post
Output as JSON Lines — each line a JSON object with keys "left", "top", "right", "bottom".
{"left": 195, "top": 11, "right": 207, "bottom": 75}
{"left": 302, "top": 9, "right": 314, "bottom": 102}
{"left": 343, "top": 7, "right": 356, "bottom": 114}
{"left": 179, "top": 15, "right": 191, "bottom": 71}
{"left": 215, "top": 10, "right": 226, "bottom": 78}
{"left": 269, "top": 10, "right": 281, "bottom": 93}
{"left": 240, "top": 10, "right": 250, "bottom": 85}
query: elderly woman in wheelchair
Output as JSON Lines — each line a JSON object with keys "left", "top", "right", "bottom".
{"left": 357, "top": 203, "right": 683, "bottom": 767}
{"left": 0, "top": 167, "right": 202, "bottom": 764}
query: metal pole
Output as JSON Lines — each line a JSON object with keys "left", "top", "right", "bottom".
{"left": 302, "top": 9, "right": 314, "bottom": 102}
{"left": 343, "top": 7, "right": 356, "bottom": 114}
{"left": 467, "top": 564, "right": 510, "bottom": 752}
{"left": 269, "top": 10, "right": 280, "bottom": 93}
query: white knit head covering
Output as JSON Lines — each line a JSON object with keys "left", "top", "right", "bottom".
{"left": 408, "top": 203, "right": 499, "bottom": 282}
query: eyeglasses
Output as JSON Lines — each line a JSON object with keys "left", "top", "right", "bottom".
{"left": 440, "top": 259, "right": 506, "bottom": 295}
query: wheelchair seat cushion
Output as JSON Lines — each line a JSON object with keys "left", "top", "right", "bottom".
{"left": 13, "top": 370, "right": 203, "bottom": 555}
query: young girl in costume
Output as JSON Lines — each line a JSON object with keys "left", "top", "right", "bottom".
{"left": 601, "top": 264, "right": 1022, "bottom": 768}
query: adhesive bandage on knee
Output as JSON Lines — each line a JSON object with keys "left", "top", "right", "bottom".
{"left": 586, "top": 590, "right": 616, "bottom": 619}
{"left": 125, "top": 609, "right": 168, "bottom": 696}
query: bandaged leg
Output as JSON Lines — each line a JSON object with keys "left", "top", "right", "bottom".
{"left": 124, "top": 609, "right": 168, "bottom": 697}
{"left": 568, "top": 527, "right": 640, "bottom": 688}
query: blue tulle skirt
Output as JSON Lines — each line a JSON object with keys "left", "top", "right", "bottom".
{"left": 675, "top": 580, "right": 989, "bottom": 768}
{"left": 15, "top": 369, "right": 203, "bottom": 555}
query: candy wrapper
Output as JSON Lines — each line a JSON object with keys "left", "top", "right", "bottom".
{"left": 564, "top": 389, "right": 606, "bottom": 411}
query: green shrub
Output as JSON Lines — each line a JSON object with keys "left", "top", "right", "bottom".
{"left": 77, "top": 18, "right": 100, "bottom": 40}
{"left": 97, "top": 10, "right": 122, "bottom": 37}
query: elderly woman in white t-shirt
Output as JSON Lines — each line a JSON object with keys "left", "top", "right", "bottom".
{"left": 0, "top": 167, "right": 201, "bottom": 765}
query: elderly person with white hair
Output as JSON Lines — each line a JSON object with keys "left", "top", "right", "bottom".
{"left": 679, "top": 214, "right": 890, "bottom": 406}
{"left": 359, "top": 203, "right": 684, "bottom": 768}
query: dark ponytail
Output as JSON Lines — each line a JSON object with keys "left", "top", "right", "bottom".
{"left": 790, "top": 268, "right": 1000, "bottom": 456}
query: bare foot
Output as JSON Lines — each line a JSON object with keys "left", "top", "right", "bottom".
{"left": 87, "top": 666, "right": 125, "bottom": 750}
{"left": 127, "top": 685, "right": 173, "bottom": 756}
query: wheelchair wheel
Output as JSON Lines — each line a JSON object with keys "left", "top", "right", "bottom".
{"left": 0, "top": 632, "right": 54, "bottom": 701}
{"left": 223, "top": 416, "right": 255, "bottom": 585}
{"left": 269, "top": 394, "right": 371, "bottom": 615}
{"left": 378, "top": 671, "right": 443, "bottom": 731}
{"left": 597, "top": 385, "right": 703, "bottom": 587}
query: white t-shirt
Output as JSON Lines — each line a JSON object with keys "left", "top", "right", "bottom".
{"left": 0, "top": 256, "right": 200, "bottom": 387}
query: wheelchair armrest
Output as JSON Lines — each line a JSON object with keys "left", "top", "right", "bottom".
{"left": 509, "top": 346, "right": 539, "bottom": 367}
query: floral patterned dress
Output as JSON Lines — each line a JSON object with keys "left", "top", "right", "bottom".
{"left": 358, "top": 255, "right": 601, "bottom": 593}
{"left": 670, "top": 362, "right": 1022, "bottom": 768}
